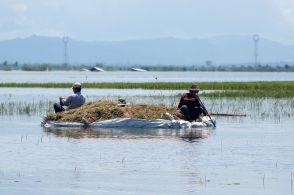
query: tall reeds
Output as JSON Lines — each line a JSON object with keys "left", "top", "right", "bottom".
{"left": 0, "top": 101, "right": 53, "bottom": 116}
{"left": 0, "top": 94, "right": 293, "bottom": 121}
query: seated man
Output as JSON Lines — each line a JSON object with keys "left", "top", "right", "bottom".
{"left": 54, "top": 82, "right": 86, "bottom": 113}
{"left": 178, "top": 83, "right": 207, "bottom": 121}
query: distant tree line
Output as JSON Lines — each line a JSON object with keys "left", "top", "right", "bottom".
{"left": 0, "top": 61, "right": 293, "bottom": 72}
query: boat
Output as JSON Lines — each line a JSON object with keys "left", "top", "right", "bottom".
{"left": 42, "top": 115, "right": 216, "bottom": 130}
{"left": 43, "top": 116, "right": 214, "bottom": 141}
{"left": 42, "top": 100, "right": 216, "bottom": 130}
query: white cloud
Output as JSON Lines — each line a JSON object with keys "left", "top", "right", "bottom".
{"left": 0, "top": 0, "right": 293, "bottom": 43}
{"left": 10, "top": 3, "right": 30, "bottom": 26}
{"left": 273, "top": 0, "right": 294, "bottom": 26}
{"left": 11, "top": 3, "right": 28, "bottom": 13}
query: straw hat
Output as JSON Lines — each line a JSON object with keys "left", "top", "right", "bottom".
{"left": 189, "top": 83, "right": 200, "bottom": 91}
{"left": 72, "top": 82, "right": 82, "bottom": 88}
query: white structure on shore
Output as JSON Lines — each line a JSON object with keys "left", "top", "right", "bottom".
{"left": 89, "top": 67, "right": 105, "bottom": 72}
{"left": 130, "top": 68, "right": 147, "bottom": 72}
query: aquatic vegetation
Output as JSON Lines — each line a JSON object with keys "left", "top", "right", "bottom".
{"left": 203, "top": 97, "right": 294, "bottom": 122}
{"left": 1, "top": 81, "right": 293, "bottom": 98}
{"left": 0, "top": 101, "right": 53, "bottom": 116}
{"left": 201, "top": 89, "right": 294, "bottom": 98}
{"left": 0, "top": 93, "right": 293, "bottom": 122}
{"left": 0, "top": 81, "right": 292, "bottom": 90}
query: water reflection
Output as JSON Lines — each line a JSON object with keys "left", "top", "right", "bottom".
{"left": 43, "top": 126, "right": 212, "bottom": 141}
{"left": 181, "top": 129, "right": 211, "bottom": 142}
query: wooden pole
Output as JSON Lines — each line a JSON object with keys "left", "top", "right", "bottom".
{"left": 209, "top": 112, "right": 246, "bottom": 117}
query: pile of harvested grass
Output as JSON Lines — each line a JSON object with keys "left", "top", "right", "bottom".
{"left": 46, "top": 100, "right": 183, "bottom": 123}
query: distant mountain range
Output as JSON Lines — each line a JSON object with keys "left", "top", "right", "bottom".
{"left": 0, "top": 35, "right": 293, "bottom": 65}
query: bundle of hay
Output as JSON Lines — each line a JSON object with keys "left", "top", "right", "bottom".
{"left": 46, "top": 100, "right": 183, "bottom": 123}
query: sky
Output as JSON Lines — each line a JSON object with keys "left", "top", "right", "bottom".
{"left": 0, "top": 0, "right": 294, "bottom": 43}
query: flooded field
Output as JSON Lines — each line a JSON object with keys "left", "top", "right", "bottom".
{"left": 0, "top": 88, "right": 294, "bottom": 194}
{"left": 1, "top": 71, "right": 294, "bottom": 83}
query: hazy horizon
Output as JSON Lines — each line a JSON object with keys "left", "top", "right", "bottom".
{"left": 0, "top": 34, "right": 288, "bottom": 43}
{"left": 0, "top": 0, "right": 294, "bottom": 44}
{"left": 1, "top": 34, "right": 294, "bottom": 64}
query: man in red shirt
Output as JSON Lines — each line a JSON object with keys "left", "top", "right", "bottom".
{"left": 178, "top": 84, "right": 207, "bottom": 121}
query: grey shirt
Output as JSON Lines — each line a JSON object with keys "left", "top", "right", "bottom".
{"left": 64, "top": 92, "right": 86, "bottom": 109}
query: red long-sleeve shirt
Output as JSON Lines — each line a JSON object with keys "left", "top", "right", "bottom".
{"left": 178, "top": 93, "right": 201, "bottom": 110}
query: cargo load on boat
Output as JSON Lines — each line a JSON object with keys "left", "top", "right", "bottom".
{"left": 42, "top": 100, "right": 216, "bottom": 130}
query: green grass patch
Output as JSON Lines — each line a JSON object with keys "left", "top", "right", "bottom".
{"left": 0, "top": 81, "right": 293, "bottom": 90}
{"left": 0, "top": 81, "right": 294, "bottom": 98}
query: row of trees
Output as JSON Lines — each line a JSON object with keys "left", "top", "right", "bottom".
{"left": 0, "top": 61, "right": 293, "bottom": 72}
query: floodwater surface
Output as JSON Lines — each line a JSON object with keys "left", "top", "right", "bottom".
{"left": 0, "top": 114, "right": 293, "bottom": 195}
{"left": 0, "top": 88, "right": 293, "bottom": 194}
{"left": 1, "top": 71, "right": 294, "bottom": 83}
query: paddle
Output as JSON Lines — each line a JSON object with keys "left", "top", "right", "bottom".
{"left": 197, "top": 96, "right": 216, "bottom": 127}
{"left": 209, "top": 112, "right": 246, "bottom": 117}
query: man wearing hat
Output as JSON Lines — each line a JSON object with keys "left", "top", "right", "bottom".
{"left": 53, "top": 82, "right": 86, "bottom": 113}
{"left": 178, "top": 83, "right": 207, "bottom": 121}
